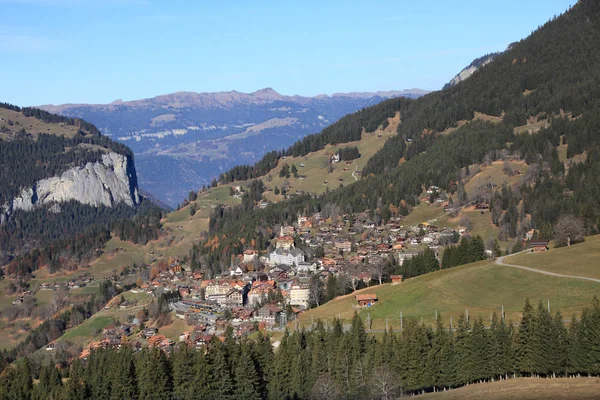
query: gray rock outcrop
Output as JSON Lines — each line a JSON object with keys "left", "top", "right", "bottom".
{"left": 1, "top": 152, "right": 139, "bottom": 222}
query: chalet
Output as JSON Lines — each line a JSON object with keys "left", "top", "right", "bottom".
{"left": 276, "top": 235, "right": 295, "bottom": 250}
{"left": 254, "top": 305, "right": 283, "bottom": 326}
{"left": 334, "top": 239, "right": 352, "bottom": 252}
{"left": 79, "top": 349, "right": 90, "bottom": 360}
{"left": 194, "top": 334, "right": 213, "bottom": 349}
{"left": 148, "top": 334, "right": 168, "bottom": 348}
{"left": 280, "top": 225, "right": 295, "bottom": 237}
{"left": 376, "top": 243, "right": 391, "bottom": 253}
{"left": 355, "top": 294, "right": 378, "bottom": 307}
{"left": 243, "top": 249, "right": 258, "bottom": 262}
{"left": 530, "top": 240, "right": 549, "bottom": 252}
{"left": 142, "top": 327, "right": 158, "bottom": 338}
{"left": 475, "top": 203, "right": 489, "bottom": 210}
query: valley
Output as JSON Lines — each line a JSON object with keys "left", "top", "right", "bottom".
{"left": 1, "top": 0, "right": 600, "bottom": 398}
{"left": 39, "top": 89, "right": 427, "bottom": 206}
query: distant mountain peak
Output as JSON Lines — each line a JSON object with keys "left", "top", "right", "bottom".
{"left": 252, "top": 87, "right": 279, "bottom": 95}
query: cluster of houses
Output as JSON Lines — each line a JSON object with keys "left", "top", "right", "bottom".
{"left": 73, "top": 195, "right": 490, "bottom": 355}
{"left": 38, "top": 275, "right": 94, "bottom": 291}
{"left": 126, "top": 207, "right": 476, "bottom": 328}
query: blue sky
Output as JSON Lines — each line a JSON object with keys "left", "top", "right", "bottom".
{"left": 1, "top": 0, "right": 573, "bottom": 106}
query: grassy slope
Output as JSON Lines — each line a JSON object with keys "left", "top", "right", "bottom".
{"left": 155, "top": 315, "right": 192, "bottom": 342}
{"left": 464, "top": 160, "right": 528, "bottom": 200}
{"left": 252, "top": 112, "right": 400, "bottom": 200}
{"left": 505, "top": 235, "right": 600, "bottom": 279}
{"left": 418, "top": 377, "right": 600, "bottom": 400}
{"left": 58, "top": 290, "right": 151, "bottom": 346}
{"left": 0, "top": 108, "right": 82, "bottom": 139}
{"left": 299, "top": 259, "right": 599, "bottom": 330}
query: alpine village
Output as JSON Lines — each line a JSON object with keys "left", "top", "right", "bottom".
{"left": 1, "top": 1, "right": 600, "bottom": 399}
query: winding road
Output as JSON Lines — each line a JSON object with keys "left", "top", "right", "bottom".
{"left": 495, "top": 251, "right": 600, "bottom": 284}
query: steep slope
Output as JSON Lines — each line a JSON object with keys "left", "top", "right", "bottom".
{"left": 0, "top": 103, "right": 156, "bottom": 264}
{"left": 0, "top": 105, "right": 139, "bottom": 220}
{"left": 38, "top": 88, "right": 427, "bottom": 205}
{"left": 201, "top": 0, "right": 600, "bottom": 270}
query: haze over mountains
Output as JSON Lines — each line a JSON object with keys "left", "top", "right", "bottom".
{"left": 38, "top": 88, "right": 428, "bottom": 206}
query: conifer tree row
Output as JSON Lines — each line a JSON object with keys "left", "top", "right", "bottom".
{"left": 2, "top": 298, "right": 600, "bottom": 399}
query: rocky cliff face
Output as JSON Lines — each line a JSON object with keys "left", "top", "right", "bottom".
{"left": 444, "top": 53, "right": 499, "bottom": 89}
{"left": 2, "top": 152, "right": 139, "bottom": 222}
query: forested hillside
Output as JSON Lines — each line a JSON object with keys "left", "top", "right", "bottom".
{"left": 0, "top": 103, "right": 163, "bottom": 270}
{"left": 364, "top": 0, "right": 600, "bottom": 175}
{"left": 199, "top": 0, "right": 600, "bottom": 268}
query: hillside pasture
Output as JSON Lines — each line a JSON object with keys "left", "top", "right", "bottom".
{"left": 464, "top": 160, "right": 528, "bottom": 201}
{"left": 298, "top": 260, "right": 599, "bottom": 331}
{"left": 505, "top": 235, "right": 600, "bottom": 280}
{"left": 0, "top": 108, "right": 82, "bottom": 139}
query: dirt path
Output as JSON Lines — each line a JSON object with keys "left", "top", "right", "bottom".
{"left": 496, "top": 252, "right": 600, "bottom": 283}
{"left": 352, "top": 163, "right": 359, "bottom": 181}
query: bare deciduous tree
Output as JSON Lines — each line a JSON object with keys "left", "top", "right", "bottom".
{"left": 459, "top": 216, "right": 473, "bottom": 231}
{"left": 347, "top": 264, "right": 364, "bottom": 291}
{"left": 370, "top": 258, "right": 387, "bottom": 286}
{"left": 311, "top": 373, "right": 341, "bottom": 400}
{"left": 554, "top": 215, "right": 585, "bottom": 247}
{"left": 308, "top": 275, "right": 324, "bottom": 308}
{"left": 370, "top": 365, "right": 401, "bottom": 400}
{"left": 51, "top": 287, "right": 68, "bottom": 314}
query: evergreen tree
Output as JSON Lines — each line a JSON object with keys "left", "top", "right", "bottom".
{"left": 110, "top": 347, "right": 137, "bottom": 399}
{"left": 172, "top": 344, "right": 198, "bottom": 399}
{"left": 325, "top": 274, "right": 338, "bottom": 302}
{"left": 515, "top": 298, "right": 537, "bottom": 375}
{"left": 137, "top": 348, "right": 172, "bottom": 400}
{"left": 234, "top": 343, "right": 262, "bottom": 400}
{"left": 209, "top": 339, "right": 235, "bottom": 400}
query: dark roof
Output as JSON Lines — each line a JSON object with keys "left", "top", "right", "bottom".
{"left": 530, "top": 240, "right": 549, "bottom": 246}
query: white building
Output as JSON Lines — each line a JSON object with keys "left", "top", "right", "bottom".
{"left": 296, "top": 261, "right": 317, "bottom": 272}
{"left": 289, "top": 284, "right": 310, "bottom": 308}
{"left": 243, "top": 250, "right": 258, "bottom": 263}
{"left": 269, "top": 248, "right": 305, "bottom": 266}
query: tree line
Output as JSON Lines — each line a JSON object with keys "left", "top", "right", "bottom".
{"left": 1, "top": 297, "right": 600, "bottom": 399}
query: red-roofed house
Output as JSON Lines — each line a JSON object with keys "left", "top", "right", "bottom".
{"left": 355, "top": 294, "right": 378, "bottom": 307}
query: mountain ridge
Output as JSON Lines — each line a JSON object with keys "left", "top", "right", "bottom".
{"left": 37, "top": 88, "right": 428, "bottom": 206}
{"left": 37, "top": 87, "right": 428, "bottom": 112}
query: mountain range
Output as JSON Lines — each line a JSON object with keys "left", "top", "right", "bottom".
{"left": 38, "top": 88, "right": 428, "bottom": 206}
